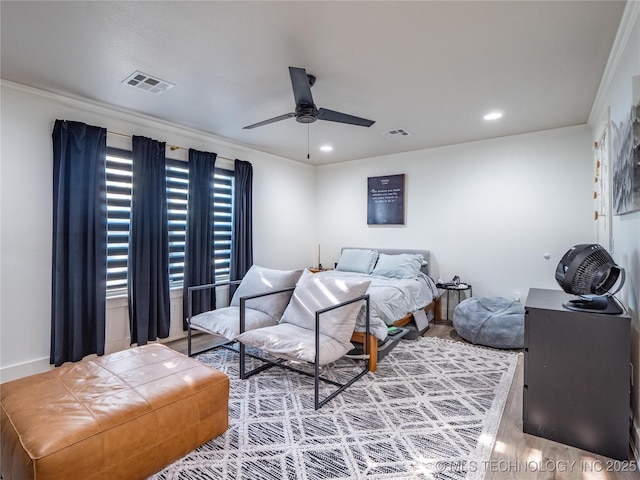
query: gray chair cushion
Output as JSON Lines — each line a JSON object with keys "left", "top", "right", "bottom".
{"left": 237, "top": 323, "right": 349, "bottom": 365}
{"left": 189, "top": 265, "right": 302, "bottom": 341}
{"left": 189, "top": 306, "right": 274, "bottom": 340}
{"left": 238, "top": 269, "right": 371, "bottom": 364}
{"left": 453, "top": 297, "right": 525, "bottom": 349}
{"left": 230, "top": 265, "right": 302, "bottom": 320}
{"left": 280, "top": 269, "right": 371, "bottom": 350}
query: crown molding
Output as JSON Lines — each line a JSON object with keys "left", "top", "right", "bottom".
{"left": 588, "top": 0, "right": 640, "bottom": 126}
{"left": 1, "top": 79, "right": 308, "bottom": 168}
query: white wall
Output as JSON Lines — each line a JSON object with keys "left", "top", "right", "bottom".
{"left": 588, "top": 1, "right": 640, "bottom": 456}
{"left": 0, "top": 82, "right": 316, "bottom": 381}
{"left": 316, "top": 125, "right": 595, "bottom": 311}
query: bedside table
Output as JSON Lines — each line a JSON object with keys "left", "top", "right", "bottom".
{"left": 308, "top": 267, "right": 334, "bottom": 273}
{"left": 436, "top": 283, "right": 472, "bottom": 321}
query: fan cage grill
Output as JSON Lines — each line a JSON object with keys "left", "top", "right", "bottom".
{"left": 570, "top": 249, "right": 611, "bottom": 295}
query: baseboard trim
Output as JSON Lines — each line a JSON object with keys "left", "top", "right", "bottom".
{"left": 1, "top": 332, "right": 189, "bottom": 383}
{"left": 0, "top": 356, "right": 52, "bottom": 383}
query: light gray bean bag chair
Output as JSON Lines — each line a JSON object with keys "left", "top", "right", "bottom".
{"left": 452, "top": 297, "right": 524, "bottom": 349}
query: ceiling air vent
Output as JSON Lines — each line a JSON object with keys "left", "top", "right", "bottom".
{"left": 381, "top": 128, "right": 411, "bottom": 139}
{"left": 122, "top": 71, "right": 175, "bottom": 95}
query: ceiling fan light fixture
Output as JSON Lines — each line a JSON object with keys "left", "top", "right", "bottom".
{"left": 295, "top": 104, "right": 318, "bottom": 124}
{"left": 320, "top": 145, "right": 333, "bottom": 152}
{"left": 297, "top": 114, "right": 317, "bottom": 124}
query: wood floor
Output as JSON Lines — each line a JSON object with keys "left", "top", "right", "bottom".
{"left": 167, "top": 324, "right": 640, "bottom": 479}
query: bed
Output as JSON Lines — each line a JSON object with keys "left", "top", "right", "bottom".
{"left": 315, "top": 248, "right": 440, "bottom": 371}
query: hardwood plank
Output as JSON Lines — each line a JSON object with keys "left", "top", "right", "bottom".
{"left": 423, "top": 325, "right": 639, "bottom": 480}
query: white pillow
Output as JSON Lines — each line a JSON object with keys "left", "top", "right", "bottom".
{"left": 230, "top": 265, "right": 302, "bottom": 319}
{"left": 335, "top": 249, "right": 378, "bottom": 274}
{"left": 372, "top": 253, "right": 423, "bottom": 279}
{"left": 280, "top": 269, "right": 371, "bottom": 350}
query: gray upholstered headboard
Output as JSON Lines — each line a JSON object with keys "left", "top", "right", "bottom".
{"left": 341, "top": 247, "right": 431, "bottom": 276}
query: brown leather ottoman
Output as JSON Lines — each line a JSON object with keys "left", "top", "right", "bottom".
{"left": 1, "top": 344, "right": 229, "bottom": 480}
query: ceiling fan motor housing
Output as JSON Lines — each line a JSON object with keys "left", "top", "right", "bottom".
{"left": 295, "top": 104, "right": 318, "bottom": 124}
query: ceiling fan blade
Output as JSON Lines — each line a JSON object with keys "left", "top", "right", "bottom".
{"left": 289, "top": 67, "right": 314, "bottom": 107}
{"left": 243, "top": 112, "right": 295, "bottom": 129}
{"left": 317, "top": 108, "right": 375, "bottom": 127}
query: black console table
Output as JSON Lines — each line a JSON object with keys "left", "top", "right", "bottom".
{"left": 523, "top": 288, "right": 630, "bottom": 460}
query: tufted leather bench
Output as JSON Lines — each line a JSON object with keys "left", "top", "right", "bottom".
{"left": 0, "top": 344, "right": 229, "bottom": 480}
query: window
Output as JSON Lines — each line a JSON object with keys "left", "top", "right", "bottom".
{"left": 106, "top": 147, "right": 233, "bottom": 294}
{"left": 106, "top": 148, "right": 132, "bottom": 292}
{"left": 211, "top": 169, "right": 233, "bottom": 279}
{"left": 165, "top": 158, "right": 189, "bottom": 285}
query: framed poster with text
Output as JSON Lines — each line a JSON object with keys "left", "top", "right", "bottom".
{"left": 367, "top": 174, "right": 405, "bottom": 225}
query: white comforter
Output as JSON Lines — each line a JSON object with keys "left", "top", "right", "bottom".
{"left": 315, "top": 270, "right": 438, "bottom": 341}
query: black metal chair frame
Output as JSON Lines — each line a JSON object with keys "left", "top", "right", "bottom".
{"left": 239, "top": 294, "right": 371, "bottom": 410}
{"left": 186, "top": 280, "right": 296, "bottom": 357}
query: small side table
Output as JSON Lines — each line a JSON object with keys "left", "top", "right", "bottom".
{"left": 308, "top": 267, "right": 334, "bottom": 274}
{"left": 437, "top": 283, "right": 473, "bottom": 321}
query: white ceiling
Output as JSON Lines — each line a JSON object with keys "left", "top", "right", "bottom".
{"left": 0, "top": 1, "right": 626, "bottom": 166}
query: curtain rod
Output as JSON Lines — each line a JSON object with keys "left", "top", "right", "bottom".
{"left": 107, "top": 130, "right": 234, "bottom": 162}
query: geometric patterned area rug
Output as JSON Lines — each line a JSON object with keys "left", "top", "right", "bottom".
{"left": 150, "top": 337, "right": 518, "bottom": 480}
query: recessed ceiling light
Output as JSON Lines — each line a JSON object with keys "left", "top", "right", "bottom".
{"left": 483, "top": 112, "right": 503, "bottom": 120}
{"left": 320, "top": 145, "right": 333, "bottom": 152}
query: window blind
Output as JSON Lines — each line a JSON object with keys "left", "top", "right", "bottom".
{"left": 106, "top": 147, "right": 233, "bottom": 294}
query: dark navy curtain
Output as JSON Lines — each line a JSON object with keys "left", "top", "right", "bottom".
{"left": 182, "top": 149, "right": 217, "bottom": 328}
{"left": 230, "top": 159, "right": 253, "bottom": 282}
{"left": 128, "top": 136, "right": 170, "bottom": 345}
{"left": 51, "top": 120, "right": 107, "bottom": 366}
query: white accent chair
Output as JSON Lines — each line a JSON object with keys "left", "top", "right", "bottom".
{"left": 186, "top": 265, "right": 302, "bottom": 356}
{"left": 236, "top": 269, "right": 372, "bottom": 409}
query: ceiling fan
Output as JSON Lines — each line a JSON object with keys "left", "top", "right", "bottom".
{"left": 243, "top": 67, "right": 375, "bottom": 130}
